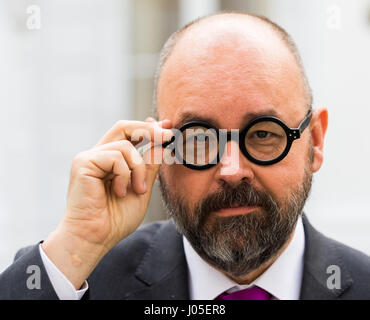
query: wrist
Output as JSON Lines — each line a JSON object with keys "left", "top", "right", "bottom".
{"left": 42, "top": 223, "right": 109, "bottom": 290}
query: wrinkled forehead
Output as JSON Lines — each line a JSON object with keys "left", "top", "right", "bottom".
{"left": 157, "top": 16, "right": 306, "bottom": 130}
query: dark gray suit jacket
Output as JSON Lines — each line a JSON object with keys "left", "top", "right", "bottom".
{"left": 1, "top": 215, "right": 370, "bottom": 300}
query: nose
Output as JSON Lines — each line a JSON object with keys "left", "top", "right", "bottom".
{"left": 215, "top": 140, "right": 254, "bottom": 186}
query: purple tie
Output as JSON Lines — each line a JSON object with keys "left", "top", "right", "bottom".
{"left": 216, "top": 286, "right": 272, "bottom": 300}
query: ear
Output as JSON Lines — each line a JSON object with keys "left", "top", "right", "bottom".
{"left": 310, "top": 107, "right": 329, "bottom": 172}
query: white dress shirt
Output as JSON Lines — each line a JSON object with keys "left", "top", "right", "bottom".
{"left": 183, "top": 215, "right": 305, "bottom": 300}
{"left": 39, "top": 245, "right": 88, "bottom": 300}
{"left": 39, "top": 216, "right": 305, "bottom": 300}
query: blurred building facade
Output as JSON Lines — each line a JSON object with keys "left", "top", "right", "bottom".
{"left": 0, "top": 0, "right": 369, "bottom": 271}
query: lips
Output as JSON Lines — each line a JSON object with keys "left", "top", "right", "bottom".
{"left": 214, "top": 205, "right": 260, "bottom": 217}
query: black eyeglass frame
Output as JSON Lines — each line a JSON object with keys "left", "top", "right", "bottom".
{"left": 163, "top": 109, "right": 313, "bottom": 169}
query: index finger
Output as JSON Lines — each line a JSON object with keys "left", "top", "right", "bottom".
{"left": 96, "top": 119, "right": 173, "bottom": 147}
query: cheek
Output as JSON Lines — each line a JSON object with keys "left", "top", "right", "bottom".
{"left": 161, "top": 163, "right": 214, "bottom": 207}
{"left": 254, "top": 142, "right": 308, "bottom": 202}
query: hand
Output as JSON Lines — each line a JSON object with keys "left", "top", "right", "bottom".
{"left": 42, "top": 118, "right": 173, "bottom": 289}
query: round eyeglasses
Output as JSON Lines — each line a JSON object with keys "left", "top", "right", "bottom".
{"left": 162, "top": 109, "right": 312, "bottom": 169}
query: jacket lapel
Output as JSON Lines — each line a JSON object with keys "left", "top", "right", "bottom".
{"left": 300, "top": 215, "right": 353, "bottom": 300}
{"left": 127, "top": 219, "right": 189, "bottom": 300}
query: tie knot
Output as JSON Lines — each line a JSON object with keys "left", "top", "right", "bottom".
{"left": 216, "top": 286, "right": 272, "bottom": 300}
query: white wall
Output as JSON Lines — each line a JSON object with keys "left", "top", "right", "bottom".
{"left": 0, "top": 0, "right": 132, "bottom": 272}
{"left": 265, "top": 0, "right": 370, "bottom": 254}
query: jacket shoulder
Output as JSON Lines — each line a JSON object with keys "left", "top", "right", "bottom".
{"left": 107, "top": 220, "right": 170, "bottom": 261}
{"left": 329, "top": 237, "right": 370, "bottom": 298}
{"left": 301, "top": 215, "right": 370, "bottom": 300}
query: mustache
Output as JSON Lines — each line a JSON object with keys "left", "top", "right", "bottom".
{"left": 195, "top": 182, "right": 279, "bottom": 225}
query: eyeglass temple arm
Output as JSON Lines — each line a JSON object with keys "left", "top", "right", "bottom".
{"left": 297, "top": 109, "right": 313, "bottom": 134}
{"left": 162, "top": 135, "right": 176, "bottom": 148}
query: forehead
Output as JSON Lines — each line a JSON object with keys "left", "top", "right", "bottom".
{"left": 157, "top": 17, "right": 306, "bottom": 129}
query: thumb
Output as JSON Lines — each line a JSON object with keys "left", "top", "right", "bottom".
{"left": 145, "top": 163, "right": 160, "bottom": 195}
{"left": 143, "top": 144, "right": 165, "bottom": 192}
{"left": 143, "top": 118, "right": 173, "bottom": 193}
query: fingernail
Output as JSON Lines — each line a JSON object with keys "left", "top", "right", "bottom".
{"left": 143, "top": 181, "right": 147, "bottom": 193}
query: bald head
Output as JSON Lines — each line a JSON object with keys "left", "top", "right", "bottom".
{"left": 153, "top": 12, "right": 312, "bottom": 117}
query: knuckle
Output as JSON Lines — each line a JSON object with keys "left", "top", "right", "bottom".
{"left": 132, "top": 157, "right": 145, "bottom": 169}
{"left": 122, "top": 168, "right": 131, "bottom": 180}
{"left": 131, "top": 126, "right": 152, "bottom": 141}
{"left": 115, "top": 119, "right": 127, "bottom": 128}
{"left": 120, "top": 139, "right": 132, "bottom": 149}
{"left": 76, "top": 166, "right": 90, "bottom": 177}
{"left": 112, "top": 150, "right": 123, "bottom": 160}
{"left": 117, "top": 160, "right": 130, "bottom": 179}
{"left": 129, "top": 148, "right": 145, "bottom": 167}
{"left": 136, "top": 154, "right": 145, "bottom": 166}
{"left": 72, "top": 151, "right": 88, "bottom": 167}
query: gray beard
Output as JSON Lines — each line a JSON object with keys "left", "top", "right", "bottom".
{"left": 158, "top": 168, "right": 312, "bottom": 278}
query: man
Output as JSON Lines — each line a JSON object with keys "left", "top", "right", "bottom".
{"left": 1, "top": 12, "right": 370, "bottom": 300}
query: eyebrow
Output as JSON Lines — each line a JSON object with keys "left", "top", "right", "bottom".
{"left": 174, "top": 113, "right": 220, "bottom": 129}
{"left": 241, "top": 108, "right": 280, "bottom": 125}
{"left": 174, "top": 108, "right": 281, "bottom": 129}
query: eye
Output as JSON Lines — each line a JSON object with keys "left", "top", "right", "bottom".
{"left": 254, "top": 131, "right": 271, "bottom": 139}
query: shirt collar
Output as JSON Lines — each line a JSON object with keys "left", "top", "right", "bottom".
{"left": 183, "top": 215, "right": 305, "bottom": 300}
